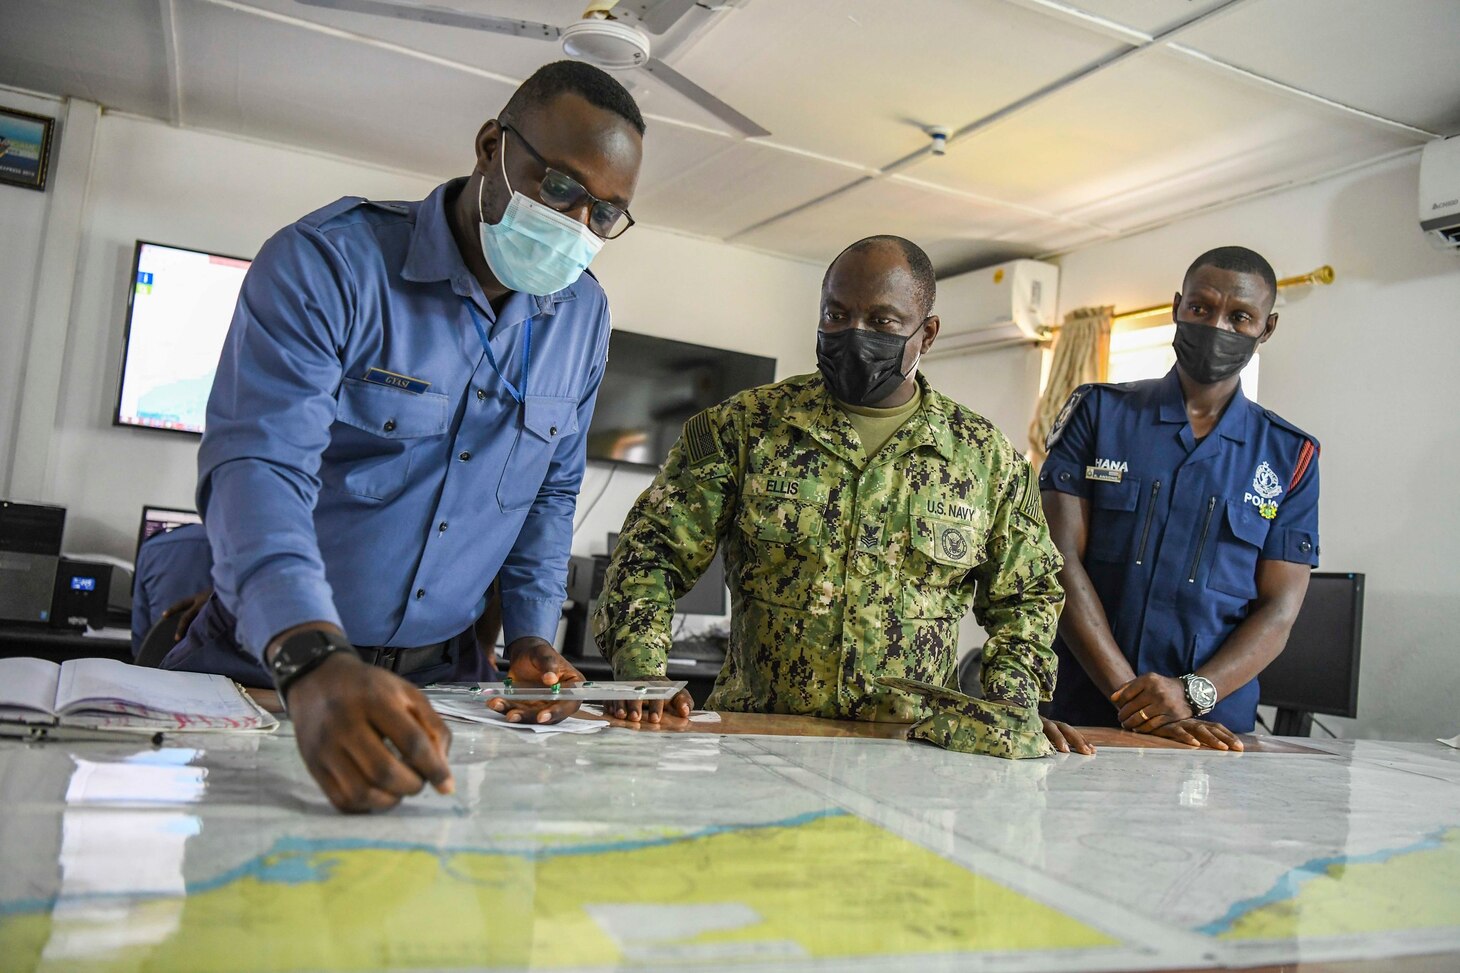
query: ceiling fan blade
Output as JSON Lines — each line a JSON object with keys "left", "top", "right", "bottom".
{"left": 294, "top": 0, "right": 559, "bottom": 39}
{"left": 642, "top": 57, "right": 769, "bottom": 137}
{"left": 614, "top": 0, "right": 701, "bottom": 34}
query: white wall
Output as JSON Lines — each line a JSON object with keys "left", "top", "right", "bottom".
{"left": 7, "top": 110, "right": 824, "bottom": 582}
{"left": 0, "top": 88, "right": 67, "bottom": 493}
{"left": 1051, "top": 153, "right": 1459, "bottom": 743}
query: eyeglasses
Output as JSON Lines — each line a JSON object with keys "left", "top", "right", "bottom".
{"left": 502, "top": 124, "right": 635, "bottom": 240}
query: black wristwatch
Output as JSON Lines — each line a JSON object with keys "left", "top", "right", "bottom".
{"left": 269, "top": 629, "right": 358, "bottom": 704}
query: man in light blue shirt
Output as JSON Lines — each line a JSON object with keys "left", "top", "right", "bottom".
{"left": 165, "top": 61, "right": 645, "bottom": 812}
{"left": 131, "top": 522, "right": 213, "bottom": 657}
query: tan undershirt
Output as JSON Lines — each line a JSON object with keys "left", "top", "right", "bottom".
{"left": 837, "top": 385, "right": 923, "bottom": 461}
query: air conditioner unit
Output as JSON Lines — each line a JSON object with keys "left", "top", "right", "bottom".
{"left": 1420, "top": 135, "right": 1460, "bottom": 252}
{"left": 929, "top": 258, "right": 1059, "bottom": 357}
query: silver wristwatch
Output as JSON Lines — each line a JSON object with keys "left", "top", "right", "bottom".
{"left": 1181, "top": 673, "right": 1218, "bottom": 716}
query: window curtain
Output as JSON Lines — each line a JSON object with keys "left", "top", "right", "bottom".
{"left": 1028, "top": 305, "right": 1113, "bottom": 468}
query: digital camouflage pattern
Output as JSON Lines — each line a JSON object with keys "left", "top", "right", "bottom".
{"left": 593, "top": 372, "right": 1064, "bottom": 733}
{"left": 877, "top": 677, "right": 1053, "bottom": 758}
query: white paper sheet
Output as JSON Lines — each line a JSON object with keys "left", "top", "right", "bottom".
{"left": 1437, "top": 733, "right": 1460, "bottom": 750}
{"left": 428, "top": 697, "right": 604, "bottom": 734}
{"left": 0, "top": 657, "right": 61, "bottom": 715}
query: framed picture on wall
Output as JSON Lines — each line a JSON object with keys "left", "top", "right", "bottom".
{"left": 0, "top": 106, "right": 56, "bottom": 192}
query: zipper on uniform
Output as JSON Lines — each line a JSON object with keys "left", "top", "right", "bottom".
{"left": 1187, "top": 496, "right": 1218, "bottom": 582}
{"left": 1134, "top": 480, "right": 1162, "bottom": 565}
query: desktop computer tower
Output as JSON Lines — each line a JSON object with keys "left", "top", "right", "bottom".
{"left": 0, "top": 500, "right": 66, "bottom": 625}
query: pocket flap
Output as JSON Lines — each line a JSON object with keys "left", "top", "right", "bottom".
{"left": 737, "top": 497, "right": 824, "bottom": 545}
{"left": 1225, "top": 500, "right": 1271, "bottom": 547}
{"left": 336, "top": 379, "right": 448, "bottom": 439}
{"left": 522, "top": 395, "right": 579, "bottom": 444}
{"left": 1089, "top": 478, "right": 1140, "bottom": 512}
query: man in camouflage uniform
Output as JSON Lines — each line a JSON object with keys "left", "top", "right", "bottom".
{"left": 593, "top": 236, "right": 1092, "bottom": 758}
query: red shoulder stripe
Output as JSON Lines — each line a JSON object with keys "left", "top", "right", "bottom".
{"left": 1290, "top": 441, "right": 1317, "bottom": 491}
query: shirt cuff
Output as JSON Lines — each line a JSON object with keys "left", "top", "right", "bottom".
{"left": 501, "top": 596, "right": 564, "bottom": 647}
{"left": 235, "top": 567, "right": 341, "bottom": 660}
{"left": 608, "top": 642, "right": 669, "bottom": 680}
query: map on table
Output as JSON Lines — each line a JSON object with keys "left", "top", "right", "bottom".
{"left": 0, "top": 728, "right": 1456, "bottom": 971}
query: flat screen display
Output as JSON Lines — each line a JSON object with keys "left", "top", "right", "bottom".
{"left": 587, "top": 330, "right": 776, "bottom": 469}
{"left": 136, "top": 506, "right": 203, "bottom": 559}
{"left": 1259, "top": 572, "right": 1364, "bottom": 718}
{"left": 115, "top": 241, "right": 251, "bottom": 435}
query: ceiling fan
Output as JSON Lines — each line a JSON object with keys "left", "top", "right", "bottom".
{"left": 293, "top": 0, "right": 769, "bottom": 137}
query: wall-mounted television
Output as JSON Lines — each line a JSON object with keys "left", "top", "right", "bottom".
{"left": 587, "top": 330, "right": 776, "bottom": 469}
{"left": 114, "top": 240, "right": 251, "bottom": 436}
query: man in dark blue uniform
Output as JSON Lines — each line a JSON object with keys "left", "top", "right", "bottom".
{"left": 1039, "top": 247, "right": 1320, "bottom": 746}
{"left": 166, "top": 62, "right": 645, "bottom": 811}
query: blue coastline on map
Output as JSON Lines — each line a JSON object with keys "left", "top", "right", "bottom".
{"left": 134, "top": 373, "right": 215, "bottom": 430}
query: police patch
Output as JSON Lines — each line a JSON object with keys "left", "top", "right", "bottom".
{"left": 683, "top": 410, "right": 719, "bottom": 469}
{"left": 1044, "top": 386, "right": 1089, "bottom": 451}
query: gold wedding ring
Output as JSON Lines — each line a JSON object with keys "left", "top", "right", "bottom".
{"left": 1138, "top": 708, "right": 1149, "bottom": 722}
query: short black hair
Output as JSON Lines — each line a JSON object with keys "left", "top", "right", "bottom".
{"left": 825, "top": 235, "right": 937, "bottom": 318}
{"left": 1184, "top": 246, "right": 1277, "bottom": 302}
{"left": 502, "top": 60, "right": 645, "bottom": 136}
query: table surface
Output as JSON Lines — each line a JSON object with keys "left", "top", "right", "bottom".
{"left": 1, "top": 700, "right": 1456, "bottom": 973}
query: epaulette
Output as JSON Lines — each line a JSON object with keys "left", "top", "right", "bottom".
{"left": 1263, "top": 409, "right": 1320, "bottom": 491}
{"left": 362, "top": 200, "right": 410, "bottom": 216}
{"left": 303, "top": 195, "right": 369, "bottom": 226}
{"left": 1045, "top": 381, "right": 1139, "bottom": 451}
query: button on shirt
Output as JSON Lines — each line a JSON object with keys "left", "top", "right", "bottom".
{"left": 1039, "top": 367, "right": 1320, "bottom": 732}
{"left": 131, "top": 523, "right": 214, "bottom": 657}
{"left": 192, "top": 179, "right": 610, "bottom": 661}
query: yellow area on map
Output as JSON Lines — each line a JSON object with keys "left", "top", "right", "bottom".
{"left": 0, "top": 812, "right": 1113, "bottom": 971}
{"left": 1219, "top": 827, "right": 1460, "bottom": 941}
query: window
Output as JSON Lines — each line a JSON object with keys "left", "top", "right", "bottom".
{"left": 1107, "top": 322, "right": 1259, "bottom": 399}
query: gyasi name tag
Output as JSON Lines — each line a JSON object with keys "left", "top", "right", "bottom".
{"left": 362, "top": 367, "right": 431, "bottom": 394}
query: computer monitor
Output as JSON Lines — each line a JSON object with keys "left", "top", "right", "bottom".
{"left": 137, "top": 505, "right": 202, "bottom": 558}
{"left": 606, "top": 532, "right": 727, "bottom": 616}
{"left": 1259, "top": 572, "right": 1364, "bottom": 735}
{"left": 114, "top": 240, "right": 252, "bottom": 436}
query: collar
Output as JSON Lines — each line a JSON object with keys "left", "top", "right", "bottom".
{"left": 401, "top": 177, "right": 580, "bottom": 319}
{"left": 1156, "top": 365, "right": 1251, "bottom": 444}
{"left": 787, "top": 372, "right": 955, "bottom": 465}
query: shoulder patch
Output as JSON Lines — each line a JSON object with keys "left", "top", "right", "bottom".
{"left": 1044, "top": 386, "right": 1090, "bottom": 451}
{"left": 1015, "top": 464, "right": 1044, "bottom": 526}
{"left": 683, "top": 409, "right": 721, "bottom": 469}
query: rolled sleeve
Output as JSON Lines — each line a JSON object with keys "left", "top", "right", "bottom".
{"left": 196, "top": 223, "right": 352, "bottom": 658}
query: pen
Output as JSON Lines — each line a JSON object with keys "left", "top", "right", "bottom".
{"left": 0, "top": 722, "right": 165, "bottom": 746}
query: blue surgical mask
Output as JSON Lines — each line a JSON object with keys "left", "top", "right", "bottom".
{"left": 478, "top": 135, "right": 604, "bottom": 297}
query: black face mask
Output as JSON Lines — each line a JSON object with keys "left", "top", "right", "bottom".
{"left": 1172, "top": 320, "right": 1260, "bottom": 385}
{"left": 816, "top": 328, "right": 919, "bottom": 406}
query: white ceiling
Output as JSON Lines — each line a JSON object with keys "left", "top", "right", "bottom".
{"left": 1, "top": 0, "right": 1455, "bottom": 272}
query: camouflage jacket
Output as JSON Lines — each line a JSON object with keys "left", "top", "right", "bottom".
{"left": 593, "top": 372, "right": 1064, "bottom": 727}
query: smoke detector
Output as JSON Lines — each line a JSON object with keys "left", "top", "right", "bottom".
{"left": 561, "top": 19, "right": 650, "bottom": 69}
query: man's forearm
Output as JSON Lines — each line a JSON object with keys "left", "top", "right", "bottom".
{"left": 1054, "top": 559, "right": 1136, "bottom": 698}
{"left": 1194, "top": 600, "right": 1300, "bottom": 699}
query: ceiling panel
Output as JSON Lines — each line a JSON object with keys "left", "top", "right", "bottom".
{"left": 667, "top": 0, "right": 1128, "bottom": 167}
{"left": 903, "top": 49, "right": 1422, "bottom": 224}
{"left": 631, "top": 131, "right": 864, "bottom": 239}
{"left": 175, "top": 0, "right": 510, "bottom": 178}
{"left": 234, "top": 0, "right": 768, "bottom": 136}
{"left": 1178, "top": 0, "right": 1460, "bottom": 135}
{"left": 0, "top": 0, "right": 170, "bottom": 118}
{"left": 1045, "top": 0, "right": 1236, "bottom": 35}
{"left": 734, "top": 177, "right": 1033, "bottom": 269}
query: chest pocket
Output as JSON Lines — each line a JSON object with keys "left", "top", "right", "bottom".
{"left": 1085, "top": 477, "right": 1142, "bottom": 563}
{"left": 326, "top": 379, "right": 450, "bottom": 501}
{"left": 734, "top": 478, "right": 826, "bottom": 609}
{"left": 902, "top": 510, "right": 983, "bottom": 619}
{"left": 496, "top": 395, "right": 579, "bottom": 512}
{"left": 1206, "top": 500, "right": 1271, "bottom": 600}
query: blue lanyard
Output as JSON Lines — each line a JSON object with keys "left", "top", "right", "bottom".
{"left": 467, "top": 303, "right": 531, "bottom": 405}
